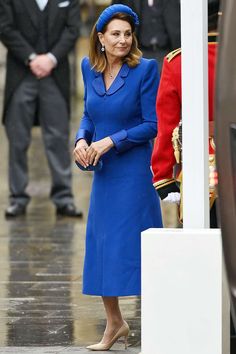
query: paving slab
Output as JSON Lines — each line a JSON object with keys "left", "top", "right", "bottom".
{"left": 0, "top": 347, "right": 140, "bottom": 354}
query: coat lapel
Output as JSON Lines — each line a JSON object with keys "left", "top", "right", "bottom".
{"left": 107, "top": 63, "right": 130, "bottom": 95}
{"left": 22, "top": 0, "right": 39, "bottom": 29}
{"left": 92, "top": 63, "right": 130, "bottom": 96}
{"left": 92, "top": 73, "right": 106, "bottom": 96}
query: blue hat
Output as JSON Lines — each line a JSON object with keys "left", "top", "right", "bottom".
{"left": 96, "top": 4, "right": 139, "bottom": 32}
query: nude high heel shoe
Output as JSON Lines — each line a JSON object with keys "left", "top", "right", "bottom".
{"left": 86, "top": 321, "right": 130, "bottom": 351}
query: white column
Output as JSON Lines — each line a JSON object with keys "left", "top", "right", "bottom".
{"left": 141, "top": 228, "right": 230, "bottom": 354}
{"left": 181, "top": 0, "right": 209, "bottom": 228}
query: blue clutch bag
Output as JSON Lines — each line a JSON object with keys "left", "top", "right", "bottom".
{"left": 75, "top": 159, "right": 103, "bottom": 171}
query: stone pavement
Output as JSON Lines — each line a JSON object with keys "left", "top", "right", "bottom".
{"left": 0, "top": 347, "right": 139, "bottom": 353}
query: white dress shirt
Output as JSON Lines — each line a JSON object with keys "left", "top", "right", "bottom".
{"left": 35, "top": 0, "right": 48, "bottom": 11}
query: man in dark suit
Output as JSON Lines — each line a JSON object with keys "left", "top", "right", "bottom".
{"left": 0, "top": 0, "right": 83, "bottom": 218}
{"left": 112, "top": 0, "right": 181, "bottom": 70}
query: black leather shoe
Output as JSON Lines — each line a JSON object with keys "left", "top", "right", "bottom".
{"left": 5, "top": 203, "right": 26, "bottom": 218}
{"left": 56, "top": 204, "right": 83, "bottom": 218}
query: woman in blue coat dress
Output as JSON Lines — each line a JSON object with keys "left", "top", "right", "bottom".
{"left": 73, "top": 4, "right": 163, "bottom": 351}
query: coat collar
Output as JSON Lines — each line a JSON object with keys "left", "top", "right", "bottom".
{"left": 22, "top": 0, "right": 60, "bottom": 31}
{"left": 92, "top": 63, "right": 130, "bottom": 96}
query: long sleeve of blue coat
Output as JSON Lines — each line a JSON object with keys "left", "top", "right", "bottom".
{"left": 75, "top": 60, "right": 95, "bottom": 145}
{"left": 110, "top": 60, "right": 159, "bottom": 153}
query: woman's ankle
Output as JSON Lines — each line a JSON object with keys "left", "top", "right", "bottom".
{"left": 105, "top": 319, "right": 125, "bottom": 333}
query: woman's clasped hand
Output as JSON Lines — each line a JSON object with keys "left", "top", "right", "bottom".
{"left": 74, "top": 137, "right": 114, "bottom": 168}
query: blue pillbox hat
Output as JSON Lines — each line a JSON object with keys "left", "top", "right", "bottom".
{"left": 96, "top": 4, "right": 139, "bottom": 32}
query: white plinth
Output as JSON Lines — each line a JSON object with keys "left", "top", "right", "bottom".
{"left": 141, "top": 228, "right": 230, "bottom": 354}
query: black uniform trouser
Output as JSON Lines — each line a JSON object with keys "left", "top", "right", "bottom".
{"left": 5, "top": 73, "right": 74, "bottom": 207}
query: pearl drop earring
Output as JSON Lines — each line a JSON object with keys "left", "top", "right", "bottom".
{"left": 101, "top": 45, "right": 105, "bottom": 52}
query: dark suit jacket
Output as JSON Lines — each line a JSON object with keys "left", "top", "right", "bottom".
{"left": 112, "top": 0, "right": 180, "bottom": 50}
{"left": 0, "top": 0, "right": 80, "bottom": 122}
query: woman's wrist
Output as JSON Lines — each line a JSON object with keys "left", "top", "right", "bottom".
{"left": 76, "top": 138, "right": 88, "bottom": 147}
{"left": 106, "top": 137, "right": 114, "bottom": 148}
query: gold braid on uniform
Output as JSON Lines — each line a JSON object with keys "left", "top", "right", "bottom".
{"left": 153, "top": 178, "right": 176, "bottom": 190}
{"left": 166, "top": 48, "right": 181, "bottom": 63}
{"left": 154, "top": 178, "right": 180, "bottom": 200}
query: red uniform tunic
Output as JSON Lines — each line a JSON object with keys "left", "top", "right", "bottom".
{"left": 151, "top": 39, "right": 217, "bottom": 196}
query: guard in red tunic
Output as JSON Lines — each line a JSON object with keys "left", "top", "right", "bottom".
{"left": 151, "top": 0, "right": 219, "bottom": 226}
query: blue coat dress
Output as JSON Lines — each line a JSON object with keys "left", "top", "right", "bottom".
{"left": 76, "top": 57, "right": 163, "bottom": 296}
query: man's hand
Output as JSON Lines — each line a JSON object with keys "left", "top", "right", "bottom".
{"left": 30, "top": 54, "right": 56, "bottom": 79}
{"left": 163, "top": 192, "right": 181, "bottom": 204}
